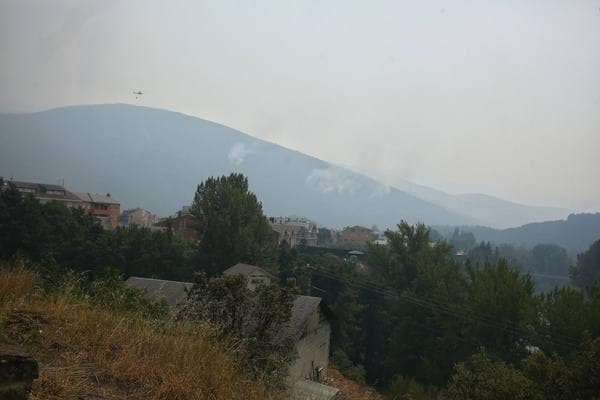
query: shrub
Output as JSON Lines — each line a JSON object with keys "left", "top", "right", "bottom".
{"left": 386, "top": 375, "right": 436, "bottom": 400}
{"left": 87, "top": 267, "right": 168, "bottom": 318}
{"left": 447, "top": 349, "right": 542, "bottom": 400}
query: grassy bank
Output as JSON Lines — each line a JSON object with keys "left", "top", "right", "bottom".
{"left": 0, "top": 266, "right": 275, "bottom": 400}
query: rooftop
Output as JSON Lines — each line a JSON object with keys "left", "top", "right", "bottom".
{"left": 74, "top": 192, "right": 120, "bottom": 205}
{"left": 284, "top": 295, "right": 335, "bottom": 340}
{"left": 223, "top": 263, "right": 275, "bottom": 279}
{"left": 121, "top": 207, "right": 152, "bottom": 216}
{"left": 125, "top": 277, "right": 193, "bottom": 307}
{"left": 8, "top": 180, "right": 81, "bottom": 202}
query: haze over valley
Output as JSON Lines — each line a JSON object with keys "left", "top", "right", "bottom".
{"left": 2, "top": 2, "right": 600, "bottom": 399}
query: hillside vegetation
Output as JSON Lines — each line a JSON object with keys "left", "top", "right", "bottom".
{"left": 2, "top": 174, "right": 600, "bottom": 399}
{"left": 437, "top": 213, "right": 600, "bottom": 255}
{"left": 0, "top": 265, "right": 275, "bottom": 400}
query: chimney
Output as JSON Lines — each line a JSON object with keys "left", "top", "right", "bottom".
{"left": 106, "top": 193, "right": 111, "bottom": 197}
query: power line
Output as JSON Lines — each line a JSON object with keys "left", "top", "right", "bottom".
{"left": 308, "top": 266, "right": 580, "bottom": 349}
{"left": 311, "top": 267, "right": 578, "bottom": 349}
{"left": 528, "top": 272, "right": 571, "bottom": 281}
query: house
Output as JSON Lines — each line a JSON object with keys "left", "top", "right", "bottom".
{"left": 223, "top": 263, "right": 336, "bottom": 397}
{"left": 75, "top": 192, "right": 120, "bottom": 229}
{"left": 339, "top": 225, "right": 377, "bottom": 246}
{"left": 155, "top": 205, "right": 197, "bottom": 240}
{"left": 270, "top": 217, "right": 318, "bottom": 247}
{"left": 223, "top": 263, "right": 275, "bottom": 290}
{"left": 126, "top": 263, "right": 338, "bottom": 399}
{"left": 120, "top": 208, "right": 157, "bottom": 228}
{"left": 125, "top": 277, "right": 193, "bottom": 308}
{"left": 285, "top": 295, "right": 334, "bottom": 384}
{"left": 5, "top": 180, "right": 82, "bottom": 208}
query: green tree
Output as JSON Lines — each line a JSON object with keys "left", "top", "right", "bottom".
{"left": 0, "top": 184, "right": 194, "bottom": 280}
{"left": 317, "top": 227, "right": 333, "bottom": 246}
{"left": 364, "top": 222, "right": 471, "bottom": 386}
{"left": 277, "top": 241, "right": 300, "bottom": 286}
{"left": 449, "top": 228, "right": 477, "bottom": 252}
{"left": 179, "top": 273, "right": 294, "bottom": 384}
{"left": 530, "top": 244, "right": 571, "bottom": 276}
{"left": 465, "top": 260, "right": 537, "bottom": 363}
{"left": 191, "top": 174, "right": 276, "bottom": 276}
{"left": 571, "top": 240, "right": 600, "bottom": 293}
{"left": 467, "top": 241, "right": 495, "bottom": 265}
{"left": 523, "top": 338, "right": 600, "bottom": 400}
{"left": 387, "top": 375, "right": 436, "bottom": 400}
{"left": 535, "top": 287, "right": 592, "bottom": 356}
{"left": 447, "top": 349, "right": 542, "bottom": 400}
{"left": 87, "top": 267, "right": 168, "bottom": 318}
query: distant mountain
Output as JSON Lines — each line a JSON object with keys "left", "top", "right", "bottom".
{"left": 0, "top": 104, "right": 571, "bottom": 229}
{"left": 394, "top": 180, "right": 569, "bottom": 229}
{"left": 0, "top": 104, "right": 478, "bottom": 228}
{"left": 436, "top": 213, "right": 600, "bottom": 255}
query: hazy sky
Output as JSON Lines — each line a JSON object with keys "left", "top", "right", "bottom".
{"left": 1, "top": 0, "right": 599, "bottom": 210}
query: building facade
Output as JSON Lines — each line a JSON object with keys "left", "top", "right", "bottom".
{"left": 155, "top": 206, "right": 197, "bottom": 241}
{"left": 270, "top": 217, "right": 318, "bottom": 247}
{"left": 75, "top": 192, "right": 120, "bottom": 229}
{"left": 6, "top": 180, "right": 82, "bottom": 208}
{"left": 339, "top": 225, "right": 377, "bottom": 246}
{"left": 120, "top": 208, "right": 157, "bottom": 228}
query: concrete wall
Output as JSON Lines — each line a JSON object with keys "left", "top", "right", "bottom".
{"left": 288, "top": 315, "right": 331, "bottom": 383}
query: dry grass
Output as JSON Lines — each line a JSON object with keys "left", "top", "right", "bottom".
{"left": 0, "top": 267, "right": 277, "bottom": 400}
{"left": 0, "top": 262, "right": 40, "bottom": 304}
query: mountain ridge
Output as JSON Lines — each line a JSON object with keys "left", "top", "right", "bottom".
{"left": 0, "top": 104, "right": 475, "bottom": 228}
{"left": 0, "top": 103, "right": 569, "bottom": 228}
{"left": 435, "top": 212, "right": 600, "bottom": 255}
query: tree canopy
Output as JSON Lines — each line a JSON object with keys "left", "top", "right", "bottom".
{"left": 571, "top": 239, "right": 600, "bottom": 293}
{"left": 191, "top": 173, "right": 276, "bottom": 276}
{"left": 0, "top": 182, "right": 194, "bottom": 280}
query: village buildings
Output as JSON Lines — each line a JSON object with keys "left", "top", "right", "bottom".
{"left": 339, "top": 225, "right": 377, "bottom": 247}
{"left": 7, "top": 180, "right": 82, "bottom": 208}
{"left": 155, "top": 205, "right": 197, "bottom": 240}
{"left": 2, "top": 179, "right": 121, "bottom": 229}
{"left": 74, "top": 192, "right": 120, "bottom": 229}
{"left": 270, "top": 216, "right": 318, "bottom": 247}
{"left": 119, "top": 207, "right": 157, "bottom": 228}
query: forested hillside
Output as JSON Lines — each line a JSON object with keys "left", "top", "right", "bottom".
{"left": 437, "top": 213, "right": 600, "bottom": 255}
